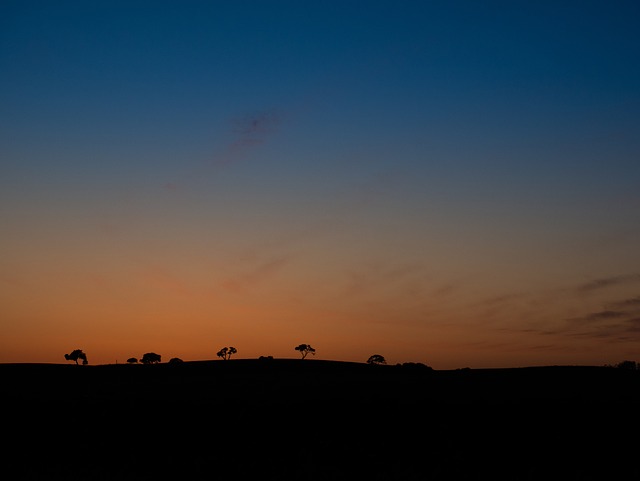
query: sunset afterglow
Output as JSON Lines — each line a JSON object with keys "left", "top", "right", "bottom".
{"left": 2, "top": 1, "right": 639, "bottom": 368}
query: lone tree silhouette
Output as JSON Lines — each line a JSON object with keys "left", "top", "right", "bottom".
{"left": 140, "top": 352, "right": 161, "bottom": 364}
{"left": 64, "top": 349, "right": 88, "bottom": 365}
{"left": 295, "top": 344, "right": 315, "bottom": 359}
{"left": 367, "top": 354, "right": 387, "bottom": 365}
{"left": 217, "top": 347, "right": 237, "bottom": 360}
{"left": 126, "top": 357, "right": 138, "bottom": 364}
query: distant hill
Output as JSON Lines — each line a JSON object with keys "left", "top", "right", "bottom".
{"left": 3, "top": 360, "right": 638, "bottom": 480}
{"left": 2, "top": 358, "right": 639, "bottom": 405}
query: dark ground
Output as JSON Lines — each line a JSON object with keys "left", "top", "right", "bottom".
{"left": 2, "top": 359, "right": 639, "bottom": 480}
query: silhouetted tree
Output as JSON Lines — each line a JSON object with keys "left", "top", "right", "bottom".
{"left": 295, "top": 344, "right": 315, "bottom": 359}
{"left": 217, "top": 346, "right": 237, "bottom": 360}
{"left": 140, "top": 352, "right": 161, "bottom": 364}
{"left": 367, "top": 354, "right": 387, "bottom": 365}
{"left": 168, "top": 357, "right": 183, "bottom": 364}
{"left": 127, "top": 357, "right": 138, "bottom": 364}
{"left": 64, "top": 349, "right": 88, "bottom": 365}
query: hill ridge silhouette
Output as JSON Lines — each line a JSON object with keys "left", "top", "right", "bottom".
{"left": 3, "top": 358, "right": 638, "bottom": 480}
{"left": 2, "top": 358, "right": 639, "bottom": 405}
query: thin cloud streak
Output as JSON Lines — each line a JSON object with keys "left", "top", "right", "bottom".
{"left": 605, "top": 296, "right": 640, "bottom": 309}
{"left": 214, "top": 109, "right": 283, "bottom": 167}
{"left": 219, "top": 255, "right": 289, "bottom": 294}
{"left": 576, "top": 274, "right": 640, "bottom": 293}
{"left": 157, "top": 108, "right": 284, "bottom": 191}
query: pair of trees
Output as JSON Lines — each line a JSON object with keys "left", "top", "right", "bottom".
{"left": 217, "top": 347, "right": 237, "bottom": 360}
{"left": 64, "top": 349, "right": 88, "bottom": 365}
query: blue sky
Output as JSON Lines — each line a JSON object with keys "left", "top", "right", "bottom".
{"left": 1, "top": 1, "right": 640, "bottom": 368}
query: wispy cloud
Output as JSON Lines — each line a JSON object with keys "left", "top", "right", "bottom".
{"left": 576, "top": 274, "right": 640, "bottom": 293}
{"left": 567, "top": 310, "right": 628, "bottom": 324}
{"left": 161, "top": 109, "right": 283, "bottom": 188}
{"left": 624, "top": 317, "right": 640, "bottom": 332}
{"left": 337, "top": 261, "right": 436, "bottom": 308}
{"left": 138, "top": 265, "right": 191, "bottom": 298}
{"left": 219, "top": 255, "right": 289, "bottom": 293}
{"left": 605, "top": 296, "right": 640, "bottom": 309}
{"left": 163, "top": 182, "right": 179, "bottom": 192}
{"left": 560, "top": 294, "right": 640, "bottom": 340}
{"left": 215, "top": 109, "right": 282, "bottom": 166}
{"left": 470, "top": 293, "right": 525, "bottom": 308}
{"left": 455, "top": 275, "right": 640, "bottom": 343}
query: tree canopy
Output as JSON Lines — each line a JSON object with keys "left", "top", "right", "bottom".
{"left": 294, "top": 344, "right": 316, "bottom": 359}
{"left": 367, "top": 354, "right": 387, "bottom": 365}
{"left": 140, "top": 352, "right": 161, "bottom": 364}
{"left": 216, "top": 347, "right": 237, "bottom": 360}
{"left": 64, "top": 349, "right": 88, "bottom": 365}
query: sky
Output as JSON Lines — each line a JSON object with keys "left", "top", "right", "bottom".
{"left": 1, "top": 1, "right": 640, "bottom": 369}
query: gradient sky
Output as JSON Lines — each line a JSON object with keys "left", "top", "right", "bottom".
{"left": 2, "top": 1, "right": 640, "bottom": 369}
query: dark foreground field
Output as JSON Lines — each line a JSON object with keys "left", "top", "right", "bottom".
{"left": 2, "top": 360, "right": 639, "bottom": 480}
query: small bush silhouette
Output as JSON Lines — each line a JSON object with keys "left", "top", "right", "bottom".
{"left": 168, "top": 357, "right": 183, "bottom": 364}
{"left": 398, "top": 362, "right": 433, "bottom": 371}
{"left": 126, "top": 357, "right": 138, "bottom": 364}
{"left": 615, "top": 360, "right": 637, "bottom": 370}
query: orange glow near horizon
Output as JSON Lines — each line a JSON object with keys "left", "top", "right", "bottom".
{"left": 3, "top": 259, "right": 640, "bottom": 369}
